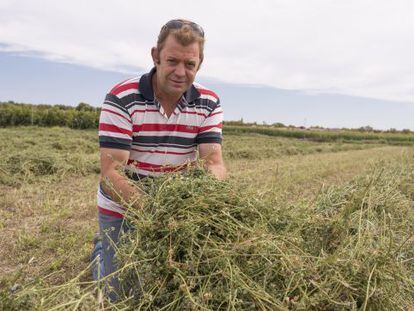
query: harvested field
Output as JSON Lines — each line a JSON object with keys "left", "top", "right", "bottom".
{"left": 0, "top": 126, "right": 413, "bottom": 310}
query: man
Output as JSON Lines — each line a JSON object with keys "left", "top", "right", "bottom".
{"left": 92, "top": 19, "right": 227, "bottom": 300}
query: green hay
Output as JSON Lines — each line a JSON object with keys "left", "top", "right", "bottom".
{"left": 116, "top": 170, "right": 288, "bottom": 309}
{"left": 113, "top": 162, "right": 414, "bottom": 310}
{"left": 5, "top": 160, "right": 414, "bottom": 310}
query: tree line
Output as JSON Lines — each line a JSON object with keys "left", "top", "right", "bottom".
{"left": 1, "top": 101, "right": 412, "bottom": 135}
{"left": 0, "top": 101, "right": 100, "bottom": 129}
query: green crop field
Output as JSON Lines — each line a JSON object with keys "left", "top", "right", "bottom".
{"left": 1, "top": 126, "right": 413, "bottom": 310}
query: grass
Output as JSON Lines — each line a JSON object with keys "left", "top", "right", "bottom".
{"left": 0, "top": 126, "right": 413, "bottom": 309}
{"left": 0, "top": 175, "right": 97, "bottom": 287}
{"left": 223, "top": 133, "right": 382, "bottom": 160}
{"left": 229, "top": 145, "right": 411, "bottom": 203}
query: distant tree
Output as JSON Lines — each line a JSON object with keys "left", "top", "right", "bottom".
{"left": 55, "top": 104, "right": 72, "bottom": 110}
{"left": 358, "top": 125, "right": 374, "bottom": 132}
{"left": 310, "top": 125, "right": 323, "bottom": 130}
{"left": 76, "top": 102, "right": 95, "bottom": 112}
{"left": 272, "top": 122, "right": 285, "bottom": 128}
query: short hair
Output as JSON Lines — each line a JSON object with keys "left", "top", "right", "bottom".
{"left": 157, "top": 19, "right": 205, "bottom": 63}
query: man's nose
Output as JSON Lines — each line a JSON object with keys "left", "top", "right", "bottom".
{"left": 174, "top": 63, "right": 185, "bottom": 77}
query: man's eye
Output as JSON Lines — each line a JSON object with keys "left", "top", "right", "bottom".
{"left": 167, "top": 59, "right": 176, "bottom": 64}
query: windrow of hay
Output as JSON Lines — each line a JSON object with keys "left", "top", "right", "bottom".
{"left": 0, "top": 126, "right": 99, "bottom": 186}
{"left": 0, "top": 149, "right": 99, "bottom": 186}
{"left": 4, "top": 157, "right": 414, "bottom": 310}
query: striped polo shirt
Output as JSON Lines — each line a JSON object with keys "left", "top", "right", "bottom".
{"left": 97, "top": 67, "right": 223, "bottom": 217}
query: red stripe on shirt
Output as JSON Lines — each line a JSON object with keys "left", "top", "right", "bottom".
{"left": 199, "top": 123, "right": 223, "bottom": 132}
{"left": 101, "top": 108, "right": 132, "bottom": 123}
{"left": 197, "top": 88, "right": 219, "bottom": 99}
{"left": 208, "top": 111, "right": 223, "bottom": 118}
{"left": 99, "top": 123, "right": 133, "bottom": 136}
{"left": 132, "top": 123, "right": 199, "bottom": 133}
{"left": 131, "top": 147, "right": 195, "bottom": 156}
{"left": 98, "top": 206, "right": 124, "bottom": 218}
{"left": 110, "top": 79, "right": 131, "bottom": 94}
{"left": 127, "top": 160, "right": 189, "bottom": 173}
{"left": 110, "top": 82, "right": 139, "bottom": 96}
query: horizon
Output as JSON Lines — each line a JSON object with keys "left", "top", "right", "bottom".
{"left": 3, "top": 99, "right": 413, "bottom": 132}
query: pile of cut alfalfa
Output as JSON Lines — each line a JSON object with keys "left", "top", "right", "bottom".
{"left": 4, "top": 161, "right": 414, "bottom": 310}
{"left": 115, "top": 169, "right": 294, "bottom": 309}
{"left": 111, "top": 164, "right": 414, "bottom": 310}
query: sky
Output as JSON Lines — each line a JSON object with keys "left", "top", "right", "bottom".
{"left": 0, "top": 0, "right": 413, "bottom": 129}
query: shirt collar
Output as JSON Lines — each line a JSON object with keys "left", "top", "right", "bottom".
{"left": 139, "top": 67, "right": 201, "bottom": 105}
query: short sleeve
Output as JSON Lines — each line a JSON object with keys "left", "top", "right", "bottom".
{"left": 98, "top": 93, "right": 133, "bottom": 150}
{"left": 195, "top": 99, "right": 223, "bottom": 145}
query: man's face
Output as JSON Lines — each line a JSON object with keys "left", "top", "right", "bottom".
{"left": 152, "top": 35, "right": 201, "bottom": 99}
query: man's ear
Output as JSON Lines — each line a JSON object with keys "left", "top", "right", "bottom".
{"left": 151, "top": 47, "right": 160, "bottom": 65}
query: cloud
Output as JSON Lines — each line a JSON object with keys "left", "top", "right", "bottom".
{"left": 1, "top": 0, "right": 413, "bottom": 103}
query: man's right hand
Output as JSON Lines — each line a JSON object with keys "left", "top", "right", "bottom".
{"left": 100, "top": 148, "right": 141, "bottom": 206}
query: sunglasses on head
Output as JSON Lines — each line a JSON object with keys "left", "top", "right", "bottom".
{"left": 162, "top": 19, "right": 205, "bottom": 38}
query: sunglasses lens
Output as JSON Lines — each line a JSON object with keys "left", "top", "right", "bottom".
{"left": 191, "top": 24, "right": 204, "bottom": 37}
{"left": 164, "top": 20, "right": 204, "bottom": 37}
{"left": 165, "top": 20, "right": 183, "bottom": 29}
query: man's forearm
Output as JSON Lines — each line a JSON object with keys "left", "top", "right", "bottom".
{"left": 100, "top": 170, "right": 142, "bottom": 207}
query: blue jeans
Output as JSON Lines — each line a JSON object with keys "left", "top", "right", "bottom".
{"left": 91, "top": 212, "right": 130, "bottom": 301}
